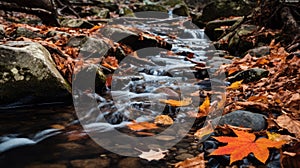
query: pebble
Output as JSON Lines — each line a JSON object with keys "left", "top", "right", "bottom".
{"left": 175, "top": 153, "right": 194, "bottom": 161}
{"left": 177, "top": 148, "right": 188, "bottom": 154}
{"left": 175, "top": 142, "right": 190, "bottom": 148}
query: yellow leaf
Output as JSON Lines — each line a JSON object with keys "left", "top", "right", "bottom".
{"left": 227, "top": 80, "right": 243, "bottom": 90}
{"left": 199, "top": 96, "right": 210, "bottom": 113}
{"left": 159, "top": 98, "right": 192, "bottom": 107}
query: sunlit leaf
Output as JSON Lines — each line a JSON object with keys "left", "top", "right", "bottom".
{"left": 256, "top": 57, "right": 269, "bottom": 65}
{"left": 199, "top": 96, "right": 210, "bottom": 114}
{"left": 159, "top": 98, "right": 192, "bottom": 107}
{"left": 210, "top": 128, "right": 285, "bottom": 164}
{"left": 127, "top": 122, "right": 158, "bottom": 131}
{"left": 267, "top": 131, "right": 293, "bottom": 143}
{"left": 154, "top": 115, "right": 174, "bottom": 125}
{"left": 227, "top": 80, "right": 243, "bottom": 90}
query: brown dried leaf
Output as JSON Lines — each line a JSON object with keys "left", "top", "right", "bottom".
{"left": 194, "top": 122, "right": 214, "bottom": 139}
{"left": 276, "top": 114, "right": 300, "bottom": 139}
{"left": 281, "top": 142, "right": 300, "bottom": 168}
{"left": 175, "top": 153, "right": 206, "bottom": 168}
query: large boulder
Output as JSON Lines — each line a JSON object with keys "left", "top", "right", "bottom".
{"left": 0, "top": 41, "right": 71, "bottom": 106}
{"left": 201, "top": 0, "right": 256, "bottom": 22}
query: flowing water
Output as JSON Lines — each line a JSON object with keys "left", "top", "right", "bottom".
{"left": 0, "top": 14, "right": 231, "bottom": 167}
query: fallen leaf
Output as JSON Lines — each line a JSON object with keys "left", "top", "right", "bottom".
{"left": 227, "top": 67, "right": 240, "bottom": 76}
{"left": 127, "top": 122, "right": 158, "bottom": 131}
{"left": 101, "top": 56, "right": 119, "bottom": 70}
{"left": 227, "top": 80, "right": 243, "bottom": 90}
{"left": 194, "top": 122, "right": 214, "bottom": 139}
{"left": 275, "top": 114, "right": 300, "bottom": 139}
{"left": 281, "top": 142, "right": 300, "bottom": 168}
{"left": 199, "top": 96, "right": 210, "bottom": 114}
{"left": 135, "top": 148, "right": 168, "bottom": 161}
{"left": 210, "top": 128, "right": 285, "bottom": 164}
{"left": 175, "top": 153, "right": 206, "bottom": 168}
{"left": 256, "top": 57, "right": 269, "bottom": 65}
{"left": 236, "top": 101, "right": 268, "bottom": 111}
{"left": 266, "top": 131, "right": 293, "bottom": 143}
{"left": 50, "top": 124, "right": 65, "bottom": 130}
{"left": 248, "top": 95, "right": 268, "bottom": 103}
{"left": 217, "top": 93, "right": 226, "bottom": 109}
{"left": 154, "top": 115, "right": 174, "bottom": 125}
{"left": 159, "top": 97, "right": 192, "bottom": 107}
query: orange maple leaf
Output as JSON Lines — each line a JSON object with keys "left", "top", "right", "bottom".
{"left": 210, "top": 129, "right": 285, "bottom": 164}
{"left": 159, "top": 98, "right": 192, "bottom": 107}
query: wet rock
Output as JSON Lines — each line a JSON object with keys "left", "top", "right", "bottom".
{"left": 213, "top": 110, "right": 266, "bottom": 131}
{"left": 173, "top": 4, "right": 190, "bottom": 16}
{"left": 100, "top": 25, "right": 172, "bottom": 51}
{"left": 161, "top": 0, "right": 186, "bottom": 7}
{"left": 60, "top": 18, "right": 94, "bottom": 28}
{"left": 81, "top": 6, "right": 110, "bottom": 18}
{"left": 205, "top": 18, "right": 242, "bottom": 40}
{"left": 177, "top": 148, "right": 188, "bottom": 154}
{"left": 191, "top": 13, "right": 205, "bottom": 29}
{"left": 227, "top": 68, "right": 269, "bottom": 83}
{"left": 118, "top": 158, "right": 142, "bottom": 168}
{"left": 118, "top": 6, "right": 135, "bottom": 17}
{"left": 246, "top": 46, "right": 270, "bottom": 57}
{"left": 134, "top": 4, "right": 168, "bottom": 12}
{"left": 228, "top": 24, "right": 257, "bottom": 55}
{"left": 70, "top": 158, "right": 110, "bottom": 168}
{"left": 0, "top": 41, "right": 71, "bottom": 106}
{"left": 175, "top": 153, "right": 194, "bottom": 161}
{"left": 0, "top": 24, "right": 5, "bottom": 38}
{"left": 15, "top": 27, "right": 43, "bottom": 39}
{"left": 176, "top": 142, "right": 190, "bottom": 148}
{"left": 67, "top": 36, "right": 110, "bottom": 56}
{"left": 46, "top": 30, "right": 71, "bottom": 38}
{"left": 95, "top": 8, "right": 110, "bottom": 18}
{"left": 201, "top": 0, "right": 256, "bottom": 22}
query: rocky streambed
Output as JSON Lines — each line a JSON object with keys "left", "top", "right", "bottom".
{"left": 0, "top": 3, "right": 287, "bottom": 168}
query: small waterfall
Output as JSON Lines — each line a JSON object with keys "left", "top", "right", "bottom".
{"left": 183, "top": 29, "right": 205, "bottom": 39}
{"left": 168, "top": 9, "right": 173, "bottom": 18}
